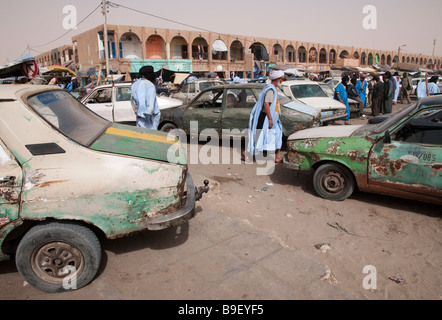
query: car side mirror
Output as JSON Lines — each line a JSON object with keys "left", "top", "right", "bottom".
{"left": 383, "top": 130, "right": 391, "bottom": 144}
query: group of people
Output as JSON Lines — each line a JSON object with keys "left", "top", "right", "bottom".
{"left": 335, "top": 73, "right": 369, "bottom": 125}
{"left": 334, "top": 71, "right": 440, "bottom": 121}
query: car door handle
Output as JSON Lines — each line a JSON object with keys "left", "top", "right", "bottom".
{"left": 105, "top": 104, "right": 113, "bottom": 107}
{"left": 0, "top": 176, "right": 15, "bottom": 183}
{"left": 212, "top": 110, "right": 221, "bottom": 113}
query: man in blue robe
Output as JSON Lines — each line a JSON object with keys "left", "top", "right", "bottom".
{"left": 245, "top": 70, "right": 285, "bottom": 163}
{"left": 131, "top": 66, "right": 161, "bottom": 129}
{"left": 334, "top": 75, "right": 350, "bottom": 125}
{"left": 356, "top": 73, "right": 368, "bottom": 108}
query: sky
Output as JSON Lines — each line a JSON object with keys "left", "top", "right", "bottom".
{"left": 1, "top": 0, "right": 441, "bottom": 64}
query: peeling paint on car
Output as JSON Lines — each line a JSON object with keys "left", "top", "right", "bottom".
{"left": 285, "top": 101, "right": 442, "bottom": 204}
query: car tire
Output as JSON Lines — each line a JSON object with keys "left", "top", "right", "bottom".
{"left": 160, "top": 122, "right": 178, "bottom": 133}
{"left": 15, "top": 221, "right": 101, "bottom": 293}
{"left": 313, "top": 163, "right": 355, "bottom": 201}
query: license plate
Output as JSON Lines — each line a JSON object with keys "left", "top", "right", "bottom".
{"left": 321, "top": 111, "right": 334, "bottom": 116}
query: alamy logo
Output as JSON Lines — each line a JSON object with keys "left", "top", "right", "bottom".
{"left": 62, "top": 5, "right": 77, "bottom": 30}
{"left": 362, "top": 265, "right": 377, "bottom": 290}
{"left": 362, "top": 5, "right": 377, "bottom": 30}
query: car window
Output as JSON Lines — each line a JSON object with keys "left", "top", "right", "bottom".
{"left": 189, "top": 89, "right": 223, "bottom": 108}
{"left": 27, "top": 90, "right": 109, "bottom": 146}
{"left": 393, "top": 108, "right": 442, "bottom": 145}
{"left": 87, "top": 88, "right": 112, "bottom": 103}
{"left": 116, "top": 87, "right": 132, "bottom": 101}
{"left": 225, "top": 89, "right": 256, "bottom": 108}
{"left": 291, "top": 84, "right": 328, "bottom": 98}
{"left": 372, "top": 103, "right": 417, "bottom": 134}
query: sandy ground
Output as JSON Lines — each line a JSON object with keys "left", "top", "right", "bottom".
{"left": 190, "top": 102, "right": 442, "bottom": 300}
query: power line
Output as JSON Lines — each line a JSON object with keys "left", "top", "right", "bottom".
{"left": 107, "top": 1, "right": 219, "bottom": 35}
{"left": 31, "top": 3, "right": 101, "bottom": 49}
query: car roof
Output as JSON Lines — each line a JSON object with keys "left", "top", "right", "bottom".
{"left": 282, "top": 80, "right": 316, "bottom": 85}
{"left": 417, "top": 94, "right": 442, "bottom": 107}
{"left": 0, "top": 84, "right": 62, "bottom": 99}
{"left": 200, "top": 83, "right": 267, "bottom": 90}
{"left": 90, "top": 82, "right": 132, "bottom": 89}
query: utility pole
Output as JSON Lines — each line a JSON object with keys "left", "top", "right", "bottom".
{"left": 397, "top": 44, "right": 406, "bottom": 71}
{"left": 102, "top": 0, "right": 109, "bottom": 77}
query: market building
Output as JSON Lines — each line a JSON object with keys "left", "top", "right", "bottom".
{"left": 37, "top": 23, "right": 441, "bottom": 79}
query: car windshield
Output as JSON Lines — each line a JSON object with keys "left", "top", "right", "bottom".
{"left": 199, "top": 81, "right": 223, "bottom": 91}
{"left": 291, "top": 84, "right": 328, "bottom": 98}
{"left": 27, "top": 90, "right": 110, "bottom": 146}
{"left": 371, "top": 103, "right": 418, "bottom": 134}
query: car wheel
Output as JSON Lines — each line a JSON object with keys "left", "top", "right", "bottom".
{"left": 15, "top": 221, "right": 101, "bottom": 293}
{"left": 160, "top": 122, "right": 178, "bottom": 133}
{"left": 313, "top": 163, "right": 355, "bottom": 201}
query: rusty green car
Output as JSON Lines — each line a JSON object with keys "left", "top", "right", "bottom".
{"left": 0, "top": 85, "right": 208, "bottom": 293}
{"left": 284, "top": 95, "right": 442, "bottom": 204}
{"left": 159, "top": 83, "right": 321, "bottom": 137}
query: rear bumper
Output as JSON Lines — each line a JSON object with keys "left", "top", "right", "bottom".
{"left": 320, "top": 112, "right": 348, "bottom": 124}
{"left": 146, "top": 172, "right": 196, "bottom": 230}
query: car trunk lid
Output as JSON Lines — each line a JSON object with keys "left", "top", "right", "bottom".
{"left": 90, "top": 123, "right": 186, "bottom": 165}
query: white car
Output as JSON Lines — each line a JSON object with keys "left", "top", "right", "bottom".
{"left": 170, "top": 79, "right": 224, "bottom": 104}
{"left": 0, "top": 84, "right": 207, "bottom": 292}
{"left": 81, "top": 83, "right": 183, "bottom": 124}
{"left": 281, "top": 80, "right": 348, "bottom": 124}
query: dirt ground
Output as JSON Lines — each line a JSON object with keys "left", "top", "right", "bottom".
{"left": 190, "top": 102, "right": 442, "bottom": 300}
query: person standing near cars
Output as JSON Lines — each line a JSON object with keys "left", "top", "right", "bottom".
{"left": 347, "top": 77, "right": 365, "bottom": 118}
{"left": 399, "top": 72, "right": 412, "bottom": 104}
{"left": 131, "top": 66, "right": 161, "bottom": 129}
{"left": 383, "top": 71, "right": 394, "bottom": 114}
{"left": 334, "top": 75, "right": 350, "bottom": 125}
{"left": 371, "top": 75, "right": 384, "bottom": 116}
{"left": 245, "top": 69, "right": 285, "bottom": 163}
{"left": 356, "top": 73, "right": 368, "bottom": 108}
{"left": 417, "top": 75, "right": 440, "bottom": 100}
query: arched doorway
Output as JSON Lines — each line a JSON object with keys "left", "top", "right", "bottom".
{"left": 273, "top": 44, "right": 284, "bottom": 62}
{"left": 286, "top": 45, "right": 295, "bottom": 63}
{"left": 298, "top": 46, "right": 307, "bottom": 63}
{"left": 309, "top": 47, "right": 317, "bottom": 63}
{"left": 230, "top": 40, "right": 244, "bottom": 61}
{"left": 250, "top": 42, "right": 269, "bottom": 61}
{"left": 329, "top": 49, "right": 336, "bottom": 64}
{"left": 170, "top": 36, "right": 188, "bottom": 59}
{"left": 319, "top": 48, "right": 327, "bottom": 64}
{"left": 212, "top": 39, "right": 228, "bottom": 60}
{"left": 192, "top": 37, "right": 209, "bottom": 60}
{"left": 145, "top": 35, "right": 166, "bottom": 59}
{"left": 119, "top": 32, "right": 142, "bottom": 59}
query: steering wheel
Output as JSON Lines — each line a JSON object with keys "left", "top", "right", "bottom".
{"left": 202, "top": 101, "right": 212, "bottom": 108}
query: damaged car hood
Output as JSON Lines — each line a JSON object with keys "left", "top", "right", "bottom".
{"left": 91, "top": 123, "right": 186, "bottom": 165}
{"left": 288, "top": 125, "right": 364, "bottom": 140}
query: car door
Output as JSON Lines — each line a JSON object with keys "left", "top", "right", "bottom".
{"left": 82, "top": 87, "right": 114, "bottom": 121}
{"left": 222, "top": 88, "right": 258, "bottom": 137}
{"left": 368, "top": 107, "right": 442, "bottom": 201}
{"left": 0, "top": 141, "right": 22, "bottom": 228}
{"left": 182, "top": 88, "right": 223, "bottom": 135}
{"left": 114, "top": 86, "right": 136, "bottom": 123}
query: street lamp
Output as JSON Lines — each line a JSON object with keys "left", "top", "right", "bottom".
{"left": 397, "top": 44, "right": 406, "bottom": 70}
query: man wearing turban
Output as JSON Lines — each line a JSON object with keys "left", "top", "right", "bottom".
{"left": 131, "top": 66, "right": 161, "bottom": 129}
{"left": 245, "top": 69, "right": 285, "bottom": 163}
